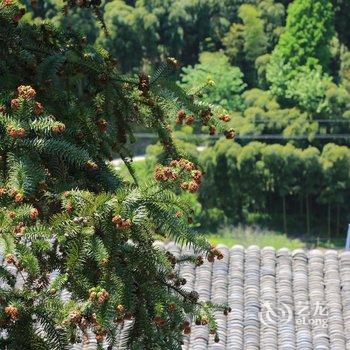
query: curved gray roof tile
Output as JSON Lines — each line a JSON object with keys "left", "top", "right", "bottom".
{"left": 179, "top": 244, "right": 350, "bottom": 350}
{"left": 3, "top": 243, "right": 350, "bottom": 349}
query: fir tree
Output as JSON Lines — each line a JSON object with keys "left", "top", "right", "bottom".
{"left": 0, "top": 1, "right": 234, "bottom": 349}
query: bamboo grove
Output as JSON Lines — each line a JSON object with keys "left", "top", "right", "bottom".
{"left": 198, "top": 140, "right": 350, "bottom": 239}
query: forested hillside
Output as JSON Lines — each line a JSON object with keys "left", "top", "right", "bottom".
{"left": 24, "top": 0, "right": 350, "bottom": 239}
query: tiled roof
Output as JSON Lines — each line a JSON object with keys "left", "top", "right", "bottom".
{"left": 3, "top": 243, "right": 350, "bottom": 349}
{"left": 156, "top": 242, "right": 350, "bottom": 350}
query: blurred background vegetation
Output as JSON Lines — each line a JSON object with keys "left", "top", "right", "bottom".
{"left": 23, "top": 0, "right": 350, "bottom": 248}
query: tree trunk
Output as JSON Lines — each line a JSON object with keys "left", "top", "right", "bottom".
{"left": 328, "top": 203, "right": 331, "bottom": 241}
{"left": 300, "top": 194, "right": 304, "bottom": 215}
{"left": 306, "top": 194, "right": 310, "bottom": 236}
{"left": 283, "top": 195, "right": 288, "bottom": 234}
{"left": 336, "top": 204, "right": 340, "bottom": 236}
{"left": 238, "top": 196, "right": 244, "bottom": 222}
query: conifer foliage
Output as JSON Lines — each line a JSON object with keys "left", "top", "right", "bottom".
{"left": 0, "top": 1, "right": 231, "bottom": 349}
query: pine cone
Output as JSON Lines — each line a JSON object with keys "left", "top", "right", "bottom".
{"left": 29, "top": 208, "right": 39, "bottom": 220}
{"left": 17, "top": 85, "right": 36, "bottom": 99}
{"left": 14, "top": 193, "right": 24, "bottom": 203}
{"left": 10, "top": 99, "right": 20, "bottom": 109}
{"left": 116, "top": 304, "right": 125, "bottom": 314}
{"left": 154, "top": 316, "right": 165, "bottom": 327}
{"left": 5, "top": 254, "right": 15, "bottom": 264}
{"left": 33, "top": 102, "right": 44, "bottom": 115}
{"left": 68, "top": 310, "right": 82, "bottom": 324}
{"left": 5, "top": 305, "right": 19, "bottom": 321}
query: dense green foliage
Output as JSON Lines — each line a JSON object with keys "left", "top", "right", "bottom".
{"left": 179, "top": 52, "right": 246, "bottom": 111}
{"left": 0, "top": 1, "right": 236, "bottom": 349}
{"left": 23, "top": 0, "right": 350, "bottom": 133}
{"left": 198, "top": 140, "right": 350, "bottom": 238}
{"left": 272, "top": 0, "right": 334, "bottom": 71}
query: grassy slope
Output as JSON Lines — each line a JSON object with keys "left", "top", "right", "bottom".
{"left": 206, "top": 229, "right": 304, "bottom": 250}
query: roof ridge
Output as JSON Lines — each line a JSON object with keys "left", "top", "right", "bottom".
{"left": 154, "top": 241, "right": 346, "bottom": 253}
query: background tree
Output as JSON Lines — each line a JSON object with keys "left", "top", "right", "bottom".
{"left": 271, "top": 0, "right": 335, "bottom": 72}
{"left": 340, "top": 48, "right": 350, "bottom": 93}
{"left": 24, "top": 0, "right": 99, "bottom": 44}
{"left": 239, "top": 4, "right": 268, "bottom": 63}
{"left": 333, "top": 0, "right": 350, "bottom": 49}
{"left": 258, "top": 0, "right": 285, "bottom": 49}
{"left": 198, "top": 140, "right": 242, "bottom": 223}
{"left": 301, "top": 147, "right": 322, "bottom": 235}
{"left": 96, "top": 0, "right": 158, "bottom": 72}
{"left": 319, "top": 144, "right": 350, "bottom": 238}
{"left": 236, "top": 142, "right": 267, "bottom": 222}
{"left": 261, "top": 144, "right": 302, "bottom": 234}
{"left": 222, "top": 22, "right": 245, "bottom": 66}
{"left": 223, "top": 3, "right": 268, "bottom": 86}
{"left": 180, "top": 52, "right": 246, "bottom": 111}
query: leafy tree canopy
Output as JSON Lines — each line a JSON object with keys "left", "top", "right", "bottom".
{"left": 180, "top": 52, "right": 246, "bottom": 111}
{"left": 271, "top": 0, "right": 335, "bottom": 72}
